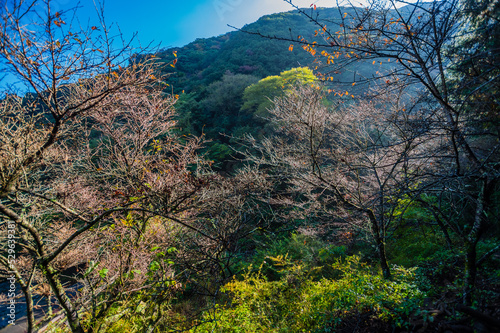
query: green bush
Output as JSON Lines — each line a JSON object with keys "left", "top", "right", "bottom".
{"left": 194, "top": 255, "right": 424, "bottom": 332}
{"left": 248, "top": 233, "right": 346, "bottom": 280}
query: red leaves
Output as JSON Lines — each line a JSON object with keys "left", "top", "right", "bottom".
{"left": 112, "top": 190, "right": 126, "bottom": 197}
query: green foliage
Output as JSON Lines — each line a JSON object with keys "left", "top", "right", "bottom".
{"left": 154, "top": 9, "right": 329, "bottom": 93}
{"left": 194, "top": 255, "right": 424, "bottom": 332}
{"left": 248, "top": 233, "right": 346, "bottom": 281}
{"left": 205, "top": 143, "right": 233, "bottom": 168}
{"left": 448, "top": 0, "right": 500, "bottom": 129}
{"left": 241, "top": 67, "right": 318, "bottom": 118}
{"left": 388, "top": 226, "right": 449, "bottom": 267}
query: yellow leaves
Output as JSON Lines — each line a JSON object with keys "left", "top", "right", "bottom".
{"left": 53, "top": 19, "right": 65, "bottom": 27}
{"left": 170, "top": 58, "right": 178, "bottom": 68}
{"left": 302, "top": 44, "right": 316, "bottom": 56}
{"left": 173, "top": 50, "right": 177, "bottom": 57}
{"left": 352, "top": 82, "right": 356, "bottom": 86}
{"left": 344, "top": 12, "right": 347, "bottom": 18}
{"left": 288, "top": 44, "right": 294, "bottom": 52}
{"left": 372, "top": 60, "right": 376, "bottom": 65}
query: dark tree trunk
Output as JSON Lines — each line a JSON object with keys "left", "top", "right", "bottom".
{"left": 367, "top": 209, "right": 391, "bottom": 279}
{"left": 463, "top": 240, "right": 478, "bottom": 306}
{"left": 44, "top": 265, "right": 85, "bottom": 333}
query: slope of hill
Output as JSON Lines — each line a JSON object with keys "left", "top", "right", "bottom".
{"left": 145, "top": 8, "right": 349, "bottom": 168}
{"left": 152, "top": 7, "right": 355, "bottom": 93}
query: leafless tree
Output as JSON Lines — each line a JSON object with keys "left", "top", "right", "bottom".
{"left": 241, "top": 84, "right": 437, "bottom": 279}
{"left": 0, "top": 1, "right": 215, "bottom": 332}
{"left": 262, "top": 0, "right": 500, "bottom": 304}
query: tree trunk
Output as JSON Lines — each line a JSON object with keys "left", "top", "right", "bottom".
{"left": 17, "top": 274, "right": 35, "bottom": 332}
{"left": 0, "top": 258, "right": 36, "bottom": 332}
{"left": 463, "top": 179, "right": 487, "bottom": 306}
{"left": 367, "top": 209, "right": 391, "bottom": 279}
{"left": 44, "top": 265, "right": 85, "bottom": 333}
{"left": 463, "top": 240, "right": 477, "bottom": 306}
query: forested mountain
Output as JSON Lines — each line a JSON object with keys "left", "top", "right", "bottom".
{"left": 153, "top": 9, "right": 324, "bottom": 92}
{"left": 147, "top": 8, "right": 364, "bottom": 168}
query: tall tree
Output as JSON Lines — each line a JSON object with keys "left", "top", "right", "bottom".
{"left": 265, "top": 0, "right": 500, "bottom": 303}
{"left": 242, "top": 84, "right": 434, "bottom": 280}
{"left": 0, "top": 1, "right": 211, "bottom": 331}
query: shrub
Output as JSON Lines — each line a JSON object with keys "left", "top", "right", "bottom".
{"left": 194, "top": 255, "right": 424, "bottom": 332}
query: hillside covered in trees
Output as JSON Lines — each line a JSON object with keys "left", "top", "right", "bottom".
{"left": 1, "top": 1, "right": 500, "bottom": 332}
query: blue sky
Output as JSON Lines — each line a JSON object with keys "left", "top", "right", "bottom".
{"left": 50, "top": 0, "right": 349, "bottom": 48}
{"left": 2, "top": 0, "right": 374, "bottom": 90}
